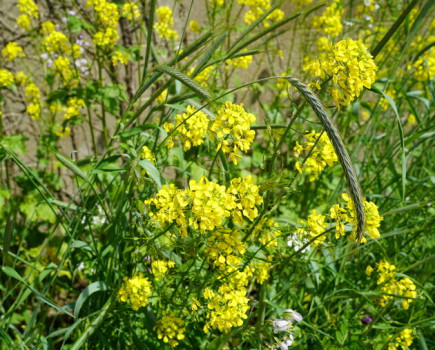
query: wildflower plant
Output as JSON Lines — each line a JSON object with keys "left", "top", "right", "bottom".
{"left": 0, "top": 0, "right": 433, "bottom": 349}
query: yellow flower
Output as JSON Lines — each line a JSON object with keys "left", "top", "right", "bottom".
{"left": 253, "top": 259, "right": 271, "bottom": 284}
{"left": 365, "top": 265, "right": 373, "bottom": 276}
{"left": 188, "top": 176, "right": 236, "bottom": 233}
{"left": 15, "top": 71, "right": 30, "bottom": 86}
{"left": 226, "top": 51, "right": 253, "bottom": 69}
{"left": 122, "top": 2, "right": 140, "bottom": 21}
{"left": 210, "top": 102, "right": 256, "bottom": 165}
{"left": 294, "top": 130, "right": 338, "bottom": 181}
{"left": 117, "top": 273, "right": 152, "bottom": 310}
{"left": 151, "top": 260, "right": 175, "bottom": 281}
{"left": 87, "top": 0, "right": 119, "bottom": 27}
{"left": 154, "top": 312, "right": 186, "bottom": 347}
{"left": 407, "top": 113, "right": 416, "bottom": 125}
{"left": 16, "top": 0, "right": 39, "bottom": 31}
{"left": 145, "top": 184, "right": 190, "bottom": 230}
{"left": 140, "top": 146, "right": 155, "bottom": 164}
{"left": 93, "top": 27, "right": 120, "bottom": 50}
{"left": 63, "top": 97, "right": 85, "bottom": 120}
{"left": 0, "top": 69, "right": 15, "bottom": 87}
{"left": 17, "top": 15, "right": 32, "bottom": 31}
{"left": 2, "top": 42, "right": 25, "bottom": 62}
{"left": 26, "top": 102, "right": 40, "bottom": 120}
{"left": 154, "top": 7, "right": 178, "bottom": 40}
{"left": 24, "top": 83, "right": 40, "bottom": 103}
{"left": 55, "top": 126, "right": 71, "bottom": 138}
{"left": 203, "top": 281, "right": 250, "bottom": 333}
{"left": 40, "top": 20, "right": 55, "bottom": 35}
{"left": 174, "top": 105, "right": 210, "bottom": 151}
{"left": 112, "top": 50, "right": 130, "bottom": 66}
{"left": 188, "top": 65, "right": 214, "bottom": 88}
{"left": 43, "top": 31, "right": 71, "bottom": 53}
{"left": 189, "top": 20, "right": 200, "bottom": 33}
{"left": 296, "top": 209, "right": 328, "bottom": 246}
{"left": 342, "top": 193, "right": 383, "bottom": 241}
{"left": 205, "top": 229, "right": 246, "bottom": 270}
{"left": 312, "top": 0, "right": 342, "bottom": 38}
{"left": 157, "top": 89, "right": 168, "bottom": 104}
{"left": 237, "top": 0, "right": 284, "bottom": 27}
{"left": 227, "top": 175, "right": 263, "bottom": 224}
{"left": 388, "top": 329, "right": 414, "bottom": 350}
{"left": 304, "top": 38, "right": 377, "bottom": 107}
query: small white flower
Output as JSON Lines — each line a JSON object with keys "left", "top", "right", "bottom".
{"left": 77, "top": 262, "right": 85, "bottom": 271}
{"left": 67, "top": 10, "right": 77, "bottom": 16}
{"left": 283, "top": 309, "right": 303, "bottom": 323}
{"left": 364, "top": 0, "right": 372, "bottom": 6}
{"left": 275, "top": 334, "right": 294, "bottom": 350}
{"left": 272, "top": 319, "right": 291, "bottom": 333}
{"left": 287, "top": 233, "right": 309, "bottom": 253}
{"left": 40, "top": 53, "right": 49, "bottom": 60}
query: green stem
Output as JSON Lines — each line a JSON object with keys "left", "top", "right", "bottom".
{"left": 70, "top": 295, "right": 114, "bottom": 350}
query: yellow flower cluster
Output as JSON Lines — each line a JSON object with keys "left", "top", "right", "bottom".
{"left": 140, "top": 145, "right": 155, "bottom": 164}
{"left": 237, "top": 0, "right": 284, "bottom": 27}
{"left": 63, "top": 97, "right": 85, "bottom": 120}
{"left": 117, "top": 273, "right": 152, "bottom": 310}
{"left": 340, "top": 193, "right": 382, "bottom": 241}
{"left": 146, "top": 176, "right": 263, "bottom": 234}
{"left": 304, "top": 38, "right": 378, "bottom": 107}
{"left": 312, "top": 0, "right": 343, "bottom": 38}
{"left": 203, "top": 282, "right": 250, "bottom": 333}
{"left": 189, "top": 20, "right": 200, "bottom": 33}
{"left": 227, "top": 175, "right": 263, "bottom": 224}
{"left": 205, "top": 229, "right": 246, "bottom": 270}
{"left": 112, "top": 50, "right": 129, "bottom": 66}
{"left": 189, "top": 65, "right": 214, "bottom": 88}
{"left": 122, "top": 2, "right": 140, "bottom": 21}
{"left": 16, "top": 0, "right": 39, "bottom": 32}
{"left": 2, "top": 42, "right": 25, "bottom": 62}
{"left": 171, "top": 105, "right": 210, "bottom": 151}
{"left": 145, "top": 184, "right": 189, "bottom": 232}
{"left": 0, "top": 69, "right": 14, "bottom": 87}
{"left": 87, "top": 0, "right": 120, "bottom": 49}
{"left": 151, "top": 260, "right": 175, "bottom": 281}
{"left": 294, "top": 130, "right": 338, "bottom": 181}
{"left": 188, "top": 177, "right": 236, "bottom": 232}
{"left": 24, "top": 83, "right": 40, "bottom": 102}
{"left": 296, "top": 209, "right": 328, "bottom": 247}
{"left": 210, "top": 102, "right": 256, "bottom": 165}
{"left": 43, "top": 31, "right": 71, "bottom": 54}
{"left": 388, "top": 329, "right": 414, "bottom": 350}
{"left": 368, "top": 260, "right": 417, "bottom": 310}
{"left": 253, "top": 259, "right": 271, "bottom": 284}
{"left": 40, "top": 20, "right": 55, "bottom": 35}
{"left": 155, "top": 312, "right": 186, "bottom": 347}
{"left": 154, "top": 7, "right": 178, "bottom": 40}
{"left": 409, "top": 48, "right": 435, "bottom": 81}
{"left": 15, "top": 72, "right": 41, "bottom": 120}
{"left": 226, "top": 52, "right": 253, "bottom": 69}
{"left": 53, "top": 56, "right": 76, "bottom": 85}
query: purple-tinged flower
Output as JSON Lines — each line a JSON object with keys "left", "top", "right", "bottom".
{"left": 283, "top": 309, "right": 303, "bottom": 323}
{"left": 67, "top": 10, "right": 77, "bottom": 16}
{"left": 361, "top": 316, "right": 372, "bottom": 324}
{"left": 40, "top": 53, "right": 49, "bottom": 60}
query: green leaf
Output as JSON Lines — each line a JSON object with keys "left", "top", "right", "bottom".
{"left": 371, "top": 85, "right": 406, "bottom": 200}
{"left": 74, "top": 281, "right": 109, "bottom": 318}
{"left": 36, "top": 203, "right": 57, "bottom": 224}
{"left": 2, "top": 266, "right": 74, "bottom": 318}
{"left": 1, "top": 134, "right": 28, "bottom": 154}
{"left": 138, "top": 159, "right": 163, "bottom": 189}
